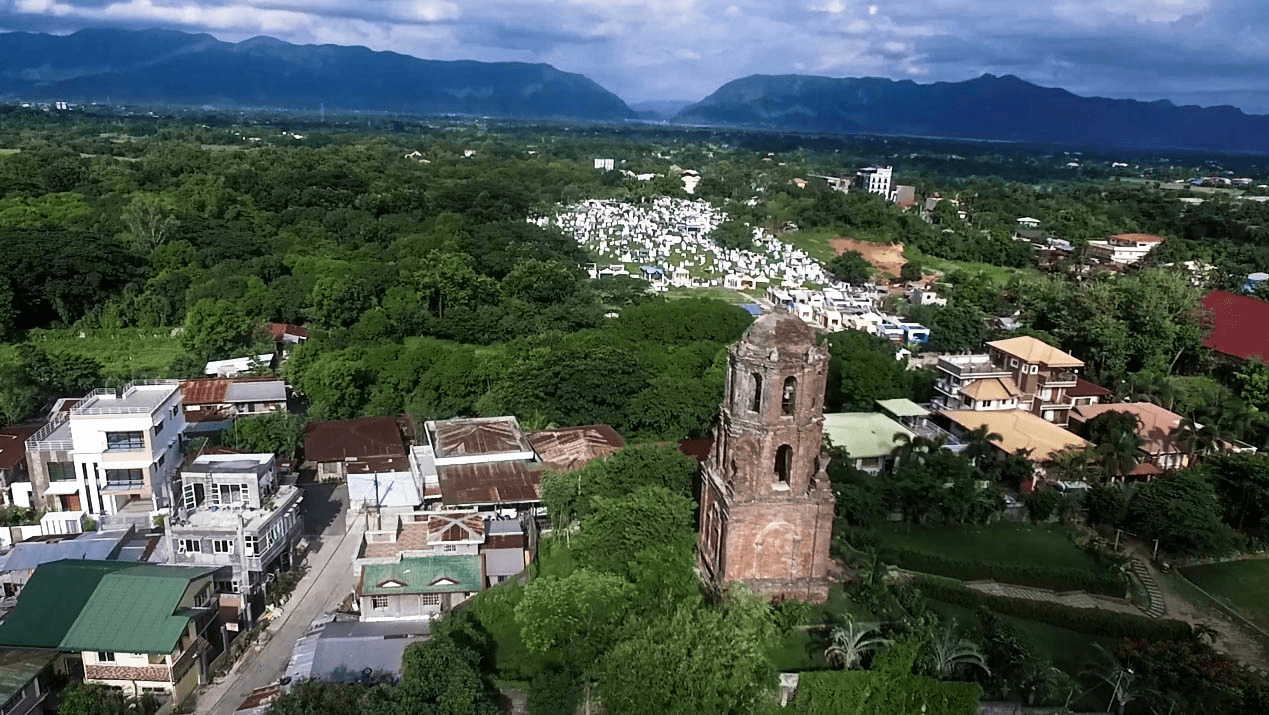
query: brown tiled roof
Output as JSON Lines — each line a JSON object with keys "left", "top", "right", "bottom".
{"left": 960, "top": 377, "right": 1021, "bottom": 401}
{"left": 432, "top": 417, "right": 532, "bottom": 458}
{"left": 1071, "top": 402, "right": 1187, "bottom": 456}
{"left": 305, "top": 417, "right": 407, "bottom": 463}
{"left": 1068, "top": 377, "right": 1112, "bottom": 398}
{"left": 528, "top": 424, "right": 625, "bottom": 471}
{"left": 0, "top": 423, "right": 42, "bottom": 471}
{"left": 438, "top": 462, "right": 543, "bottom": 506}
{"left": 678, "top": 438, "right": 714, "bottom": 463}
{"left": 987, "top": 336, "right": 1084, "bottom": 368}
{"left": 1127, "top": 462, "right": 1163, "bottom": 477}
{"left": 266, "top": 322, "right": 309, "bottom": 340}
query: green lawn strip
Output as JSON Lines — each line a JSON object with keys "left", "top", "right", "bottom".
{"left": 903, "top": 247, "right": 1038, "bottom": 284}
{"left": 1180, "top": 560, "right": 1269, "bottom": 634}
{"left": 661, "top": 286, "right": 753, "bottom": 304}
{"left": 778, "top": 228, "right": 840, "bottom": 264}
{"left": 24, "top": 327, "right": 184, "bottom": 380}
{"left": 876, "top": 523, "right": 1116, "bottom": 594}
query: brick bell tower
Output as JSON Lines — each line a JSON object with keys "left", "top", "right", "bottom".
{"left": 698, "top": 311, "right": 836, "bottom": 603}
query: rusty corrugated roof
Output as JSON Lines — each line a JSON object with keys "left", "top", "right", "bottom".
{"left": 305, "top": 417, "right": 407, "bottom": 463}
{"left": 438, "top": 462, "right": 543, "bottom": 506}
{"left": 528, "top": 424, "right": 625, "bottom": 471}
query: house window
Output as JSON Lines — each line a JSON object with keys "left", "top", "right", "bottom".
{"left": 213, "top": 484, "right": 244, "bottom": 506}
{"left": 371, "top": 596, "right": 389, "bottom": 610}
{"left": 420, "top": 593, "right": 441, "bottom": 607}
{"left": 774, "top": 445, "right": 792, "bottom": 485}
{"left": 152, "top": 420, "right": 163, "bottom": 436}
{"left": 97, "top": 651, "right": 115, "bottom": 663}
{"left": 781, "top": 377, "right": 797, "bottom": 415}
{"left": 244, "top": 535, "right": 258, "bottom": 556}
{"left": 1030, "top": 364, "right": 1039, "bottom": 374}
{"left": 442, "top": 544, "right": 458, "bottom": 552}
{"left": 183, "top": 482, "right": 205, "bottom": 510}
{"left": 177, "top": 539, "right": 201, "bottom": 553}
{"left": 212, "top": 539, "right": 235, "bottom": 554}
{"left": 141, "top": 687, "right": 167, "bottom": 695}
{"left": 47, "top": 462, "right": 75, "bottom": 482}
{"left": 104, "top": 469, "right": 144, "bottom": 489}
{"left": 749, "top": 373, "right": 763, "bottom": 412}
{"left": 105, "top": 432, "right": 144, "bottom": 451}
{"left": 1009, "top": 358, "right": 1018, "bottom": 368}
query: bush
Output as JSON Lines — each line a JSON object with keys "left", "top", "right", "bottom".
{"left": 879, "top": 545, "right": 1126, "bottom": 596}
{"left": 916, "top": 578, "right": 1192, "bottom": 641}
{"left": 1025, "top": 490, "right": 1059, "bottom": 523}
{"left": 795, "top": 659, "right": 981, "bottom": 714}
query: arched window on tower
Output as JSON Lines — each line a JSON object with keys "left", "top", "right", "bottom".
{"left": 774, "top": 444, "right": 792, "bottom": 485}
{"left": 781, "top": 376, "right": 797, "bottom": 415}
{"left": 749, "top": 373, "right": 763, "bottom": 412}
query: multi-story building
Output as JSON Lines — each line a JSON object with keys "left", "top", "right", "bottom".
{"left": 354, "top": 511, "right": 486, "bottom": 622}
{"left": 1087, "top": 233, "right": 1165, "bottom": 266}
{"left": 854, "top": 166, "right": 894, "bottom": 199}
{"left": 25, "top": 381, "right": 185, "bottom": 523}
{"left": 934, "top": 337, "right": 1085, "bottom": 426}
{"left": 0, "top": 560, "right": 226, "bottom": 704}
{"left": 166, "top": 453, "right": 302, "bottom": 621}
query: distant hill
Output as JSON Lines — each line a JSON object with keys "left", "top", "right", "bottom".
{"left": 0, "top": 28, "right": 636, "bottom": 122}
{"left": 629, "top": 99, "right": 697, "bottom": 121}
{"left": 674, "top": 73, "right": 1269, "bottom": 152}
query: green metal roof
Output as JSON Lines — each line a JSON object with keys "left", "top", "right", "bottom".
{"left": 875, "top": 398, "right": 930, "bottom": 418}
{"left": 823, "top": 412, "right": 916, "bottom": 460}
{"left": 61, "top": 567, "right": 213, "bottom": 654}
{"left": 0, "top": 560, "right": 134, "bottom": 649}
{"left": 0, "top": 560, "right": 214, "bottom": 655}
{"left": 0, "top": 649, "right": 56, "bottom": 705}
{"left": 361, "top": 555, "right": 482, "bottom": 596}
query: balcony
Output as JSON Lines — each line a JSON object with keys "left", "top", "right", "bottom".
{"left": 1039, "top": 371, "right": 1078, "bottom": 388}
{"left": 936, "top": 355, "right": 1009, "bottom": 379}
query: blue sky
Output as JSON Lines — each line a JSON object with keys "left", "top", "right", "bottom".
{"left": 2, "top": 0, "right": 1267, "bottom": 112}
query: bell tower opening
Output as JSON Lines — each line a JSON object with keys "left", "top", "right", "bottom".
{"left": 749, "top": 373, "right": 763, "bottom": 412}
{"left": 781, "top": 376, "right": 797, "bottom": 415}
{"left": 774, "top": 444, "right": 792, "bottom": 485}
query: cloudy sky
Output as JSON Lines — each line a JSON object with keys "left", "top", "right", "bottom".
{"left": 3, "top": 0, "right": 1268, "bottom": 112}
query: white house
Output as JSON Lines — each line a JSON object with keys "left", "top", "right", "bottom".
{"left": 1087, "top": 234, "right": 1165, "bottom": 266}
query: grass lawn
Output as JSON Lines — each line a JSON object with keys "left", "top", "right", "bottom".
{"left": 779, "top": 228, "right": 840, "bottom": 263}
{"left": 24, "top": 328, "right": 185, "bottom": 380}
{"left": 903, "top": 247, "right": 1039, "bottom": 284}
{"left": 878, "top": 523, "right": 1099, "bottom": 573}
{"left": 661, "top": 285, "right": 754, "bottom": 304}
{"left": 530, "top": 534, "right": 577, "bottom": 580}
{"left": 1181, "top": 560, "right": 1269, "bottom": 632}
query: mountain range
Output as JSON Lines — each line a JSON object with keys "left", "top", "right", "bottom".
{"left": 672, "top": 73, "right": 1269, "bottom": 152}
{"left": 4, "top": 29, "right": 1269, "bottom": 152}
{"left": 0, "top": 29, "right": 635, "bottom": 121}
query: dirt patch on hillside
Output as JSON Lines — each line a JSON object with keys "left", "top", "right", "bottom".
{"left": 829, "top": 238, "right": 907, "bottom": 279}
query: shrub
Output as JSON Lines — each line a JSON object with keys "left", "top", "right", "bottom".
{"left": 916, "top": 578, "right": 1192, "bottom": 641}
{"left": 878, "top": 545, "right": 1125, "bottom": 596}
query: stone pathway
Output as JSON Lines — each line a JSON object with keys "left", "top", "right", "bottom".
{"left": 965, "top": 580, "right": 1142, "bottom": 615}
{"left": 1128, "top": 555, "right": 1166, "bottom": 618}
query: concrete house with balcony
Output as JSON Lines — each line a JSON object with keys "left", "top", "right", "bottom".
{"left": 166, "top": 453, "right": 301, "bottom": 622}
{"left": 1087, "top": 233, "right": 1165, "bottom": 266}
{"left": 24, "top": 381, "right": 185, "bottom": 527}
{"left": 934, "top": 337, "right": 1085, "bottom": 426}
{"left": 353, "top": 511, "right": 485, "bottom": 622}
{"left": 0, "top": 560, "right": 224, "bottom": 704}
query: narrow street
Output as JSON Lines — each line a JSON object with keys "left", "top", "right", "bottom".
{"left": 195, "top": 482, "right": 364, "bottom": 715}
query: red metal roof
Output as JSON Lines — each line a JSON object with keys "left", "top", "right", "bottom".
{"left": 528, "top": 424, "right": 625, "bottom": 471}
{"left": 304, "top": 417, "right": 407, "bottom": 463}
{"left": 1068, "top": 377, "right": 1112, "bottom": 398}
{"left": 1202, "top": 290, "right": 1269, "bottom": 361}
{"left": 0, "top": 423, "right": 42, "bottom": 471}
{"left": 438, "top": 462, "right": 543, "bottom": 506}
{"left": 266, "top": 322, "right": 309, "bottom": 340}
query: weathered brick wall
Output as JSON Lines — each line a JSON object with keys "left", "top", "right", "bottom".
{"left": 699, "top": 314, "right": 836, "bottom": 603}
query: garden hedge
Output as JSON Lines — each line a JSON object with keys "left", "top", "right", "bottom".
{"left": 916, "top": 577, "right": 1193, "bottom": 641}
{"left": 795, "top": 669, "right": 981, "bottom": 714}
{"left": 880, "top": 545, "right": 1125, "bottom": 596}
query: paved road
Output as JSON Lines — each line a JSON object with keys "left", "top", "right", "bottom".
{"left": 196, "top": 482, "right": 364, "bottom": 715}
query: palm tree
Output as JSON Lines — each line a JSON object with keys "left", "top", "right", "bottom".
{"left": 963, "top": 425, "right": 1003, "bottom": 465}
{"left": 890, "top": 433, "right": 946, "bottom": 469}
{"left": 1049, "top": 446, "right": 1095, "bottom": 484}
{"left": 1095, "top": 429, "right": 1143, "bottom": 481}
{"left": 1082, "top": 643, "right": 1150, "bottom": 715}
{"left": 927, "top": 620, "right": 990, "bottom": 680}
{"left": 1177, "top": 415, "right": 1223, "bottom": 464}
{"left": 823, "top": 614, "right": 891, "bottom": 670}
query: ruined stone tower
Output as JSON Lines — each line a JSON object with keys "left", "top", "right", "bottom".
{"left": 698, "top": 312, "right": 836, "bottom": 603}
